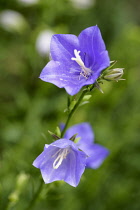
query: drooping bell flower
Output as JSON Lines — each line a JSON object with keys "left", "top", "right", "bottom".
{"left": 33, "top": 139, "right": 87, "bottom": 187}
{"left": 64, "top": 123, "right": 109, "bottom": 169}
{"left": 33, "top": 123, "right": 109, "bottom": 187}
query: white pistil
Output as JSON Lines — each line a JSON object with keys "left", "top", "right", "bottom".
{"left": 71, "top": 49, "right": 85, "bottom": 67}
{"left": 71, "top": 49, "right": 92, "bottom": 79}
{"left": 53, "top": 148, "right": 69, "bottom": 169}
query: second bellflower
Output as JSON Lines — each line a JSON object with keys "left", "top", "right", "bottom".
{"left": 40, "top": 26, "right": 110, "bottom": 95}
{"left": 33, "top": 139, "right": 87, "bottom": 187}
{"left": 65, "top": 123, "right": 109, "bottom": 169}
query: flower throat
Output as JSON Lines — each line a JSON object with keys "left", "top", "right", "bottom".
{"left": 71, "top": 49, "right": 92, "bottom": 79}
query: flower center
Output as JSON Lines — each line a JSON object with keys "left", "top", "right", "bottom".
{"left": 52, "top": 148, "right": 69, "bottom": 169}
{"left": 71, "top": 49, "right": 92, "bottom": 79}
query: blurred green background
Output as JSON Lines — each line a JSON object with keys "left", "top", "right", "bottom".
{"left": 0, "top": 0, "right": 140, "bottom": 209}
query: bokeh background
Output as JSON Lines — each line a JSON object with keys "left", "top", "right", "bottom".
{"left": 0, "top": 0, "right": 140, "bottom": 209}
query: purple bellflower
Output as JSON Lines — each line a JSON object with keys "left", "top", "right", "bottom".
{"left": 64, "top": 123, "right": 109, "bottom": 169}
{"left": 39, "top": 26, "right": 110, "bottom": 95}
{"left": 33, "top": 123, "right": 109, "bottom": 187}
{"left": 33, "top": 139, "right": 87, "bottom": 187}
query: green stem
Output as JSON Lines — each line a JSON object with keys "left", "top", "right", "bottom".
{"left": 25, "top": 180, "right": 43, "bottom": 210}
{"left": 25, "top": 85, "right": 95, "bottom": 209}
{"left": 61, "top": 85, "right": 94, "bottom": 137}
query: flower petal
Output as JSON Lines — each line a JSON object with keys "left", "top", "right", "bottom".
{"left": 41, "top": 149, "right": 86, "bottom": 187}
{"left": 50, "top": 139, "right": 78, "bottom": 150}
{"left": 39, "top": 60, "right": 94, "bottom": 95}
{"left": 78, "top": 26, "right": 110, "bottom": 71}
{"left": 91, "top": 51, "right": 110, "bottom": 73}
{"left": 50, "top": 34, "right": 79, "bottom": 64}
{"left": 39, "top": 26, "right": 110, "bottom": 95}
{"left": 63, "top": 149, "right": 86, "bottom": 187}
{"left": 33, "top": 146, "right": 57, "bottom": 169}
{"left": 64, "top": 123, "right": 94, "bottom": 145}
{"left": 33, "top": 139, "right": 87, "bottom": 187}
{"left": 79, "top": 143, "right": 109, "bottom": 169}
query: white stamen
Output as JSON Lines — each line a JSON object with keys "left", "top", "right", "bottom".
{"left": 71, "top": 49, "right": 92, "bottom": 78}
{"left": 53, "top": 148, "right": 69, "bottom": 169}
{"left": 71, "top": 49, "right": 85, "bottom": 67}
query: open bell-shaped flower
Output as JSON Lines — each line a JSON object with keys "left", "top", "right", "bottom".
{"left": 33, "top": 123, "right": 109, "bottom": 187}
{"left": 39, "top": 26, "right": 110, "bottom": 95}
{"left": 33, "top": 139, "right": 87, "bottom": 187}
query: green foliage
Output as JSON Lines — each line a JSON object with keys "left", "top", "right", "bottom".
{"left": 0, "top": 0, "right": 140, "bottom": 209}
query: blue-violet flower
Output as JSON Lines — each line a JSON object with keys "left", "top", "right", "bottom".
{"left": 33, "top": 123, "right": 109, "bottom": 187}
{"left": 64, "top": 123, "right": 109, "bottom": 169}
{"left": 33, "top": 139, "right": 87, "bottom": 187}
{"left": 39, "top": 26, "right": 110, "bottom": 95}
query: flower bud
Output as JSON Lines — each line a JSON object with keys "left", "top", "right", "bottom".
{"left": 103, "top": 68, "right": 124, "bottom": 82}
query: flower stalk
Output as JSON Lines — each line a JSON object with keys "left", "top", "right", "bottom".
{"left": 61, "top": 84, "right": 95, "bottom": 137}
{"left": 32, "top": 26, "right": 124, "bottom": 190}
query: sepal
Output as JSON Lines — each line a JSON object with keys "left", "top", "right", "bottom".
{"left": 69, "top": 133, "right": 78, "bottom": 141}
{"left": 94, "top": 81, "right": 104, "bottom": 93}
{"left": 48, "top": 130, "right": 60, "bottom": 140}
{"left": 55, "top": 126, "right": 61, "bottom": 137}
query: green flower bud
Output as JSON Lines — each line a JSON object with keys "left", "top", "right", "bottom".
{"left": 103, "top": 68, "right": 124, "bottom": 82}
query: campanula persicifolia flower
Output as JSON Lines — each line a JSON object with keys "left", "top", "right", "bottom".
{"left": 33, "top": 123, "right": 109, "bottom": 187}
{"left": 64, "top": 123, "right": 109, "bottom": 169}
{"left": 33, "top": 139, "right": 87, "bottom": 187}
{"left": 39, "top": 26, "right": 110, "bottom": 95}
